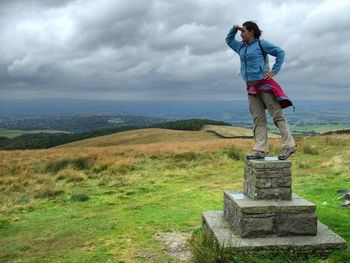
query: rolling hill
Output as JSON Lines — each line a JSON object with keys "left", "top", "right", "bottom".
{"left": 52, "top": 128, "right": 218, "bottom": 148}
{"left": 1, "top": 128, "right": 349, "bottom": 262}
{"left": 53, "top": 126, "right": 280, "bottom": 148}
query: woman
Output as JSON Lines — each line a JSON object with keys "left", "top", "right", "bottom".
{"left": 225, "top": 21, "right": 297, "bottom": 160}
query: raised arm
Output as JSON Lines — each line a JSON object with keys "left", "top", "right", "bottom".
{"left": 260, "top": 39, "right": 285, "bottom": 74}
{"left": 225, "top": 26, "right": 244, "bottom": 54}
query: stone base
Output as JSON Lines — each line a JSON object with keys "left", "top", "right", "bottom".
{"left": 223, "top": 191, "right": 317, "bottom": 237}
{"left": 202, "top": 211, "right": 347, "bottom": 256}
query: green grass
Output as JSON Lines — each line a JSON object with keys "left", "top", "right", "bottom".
{"left": 0, "top": 135, "right": 349, "bottom": 262}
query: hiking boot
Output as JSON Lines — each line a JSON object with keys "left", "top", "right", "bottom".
{"left": 278, "top": 145, "right": 297, "bottom": 160}
{"left": 246, "top": 150, "right": 266, "bottom": 160}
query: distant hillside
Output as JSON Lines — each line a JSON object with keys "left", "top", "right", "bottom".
{"left": 0, "top": 125, "right": 143, "bottom": 150}
{"left": 53, "top": 128, "right": 221, "bottom": 148}
{"left": 0, "top": 119, "right": 234, "bottom": 150}
{"left": 0, "top": 129, "right": 73, "bottom": 139}
{"left": 54, "top": 125, "right": 280, "bottom": 149}
{"left": 149, "top": 119, "right": 231, "bottom": 130}
{"left": 0, "top": 114, "right": 167, "bottom": 133}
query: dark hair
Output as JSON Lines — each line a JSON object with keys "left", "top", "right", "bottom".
{"left": 242, "top": 21, "right": 262, "bottom": 39}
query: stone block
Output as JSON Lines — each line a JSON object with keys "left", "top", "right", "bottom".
{"left": 276, "top": 213, "right": 318, "bottom": 236}
{"left": 245, "top": 166, "right": 291, "bottom": 178}
{"left": 223, "top": 191, "right": 317, "bottom": 237}
{"left": 271, "top": 177, "right": 292, "bottom": 187}
{"left": 243, "top": 184, "right": 292, "bottom": 200}
{"left": 244, "top": 158, "right": 292, "bottom": 200}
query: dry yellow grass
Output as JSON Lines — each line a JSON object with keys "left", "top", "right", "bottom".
{"left": 0, "top": 128, "right": 288, "bottom": 166}
{"left": 0, "top": 127, "right": 287, "bottom": 206}
{"left": 0, "top": 138, "right": 257, "bottom": 164}
{"left": 51, "top": 126, "right": 281, "bottom": 150}
{"left": 0, "top": 134, "right": 259, "bottom": 215}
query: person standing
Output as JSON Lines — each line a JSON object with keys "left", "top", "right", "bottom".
{"left": 225, "top": 21, "right": 297, "bottom": 160}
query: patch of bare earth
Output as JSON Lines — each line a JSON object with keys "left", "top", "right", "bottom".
{"left": 154, "top": 231, "right": 192, "bottom": 262}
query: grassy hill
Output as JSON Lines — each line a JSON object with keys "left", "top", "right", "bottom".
{"left": 0, "top": 118, "right": 232, "bottom": 150}
{"left": 0, "top": 129, "right": 349, "bottom": 262}
{"left": 53, "top": 125, "right": 280, "bottom": 149}
{"left": 53, "top": 128, "right": 222, "bottom": 148}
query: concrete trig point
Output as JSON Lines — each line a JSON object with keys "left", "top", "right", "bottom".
{"left": 202, "top": 157, "right": 347, "bottom": 255}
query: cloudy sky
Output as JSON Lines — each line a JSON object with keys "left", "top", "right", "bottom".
{"left": 0, "top": 0, "right": 349, "bottom": 101}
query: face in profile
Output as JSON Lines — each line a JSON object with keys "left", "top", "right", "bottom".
{"left": 240, "top": 26, "right": 254, "bottom": 43}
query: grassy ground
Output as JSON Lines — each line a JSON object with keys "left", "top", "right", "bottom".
{"left": 0, "top": 130, "right": 349, "bottom": 262}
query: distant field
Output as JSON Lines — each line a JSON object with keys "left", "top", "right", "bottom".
{"left": 0, "top": 129, "right": 73, "bottom": 139}
{"left": 268, "top": 124, "right": 350, "bottom": 134}
{"left": 202, "top": 124, "right": 280, "bottom": 138}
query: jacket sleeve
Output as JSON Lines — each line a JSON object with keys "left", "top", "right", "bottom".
{"left": 260, "top": 39, "right": 285, "bottom": 74}
{"left": 225, "top": 27, "right": 243, "bottom": 54}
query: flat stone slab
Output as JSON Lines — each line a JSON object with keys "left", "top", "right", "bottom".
{"left": 245, "top": 158, "right": 292, "bottom": 169}
{"left": 225, "top": 191, "right": 316, "bottom": 214}
{"left": 224, "top": 191, "right": 317, "bottom": 237}
{"left": 202, "top": 211, "right": 347, "bottom": 255}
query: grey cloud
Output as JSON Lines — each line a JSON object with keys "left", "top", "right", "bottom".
{"left": 0, "top": 0, "right": 74, "bottom": 8}
{"left": 0, "top": 0, "right": 349, "bottom": 101}
{"left": 71, "top": 0, "right": 151, "bottom": 51}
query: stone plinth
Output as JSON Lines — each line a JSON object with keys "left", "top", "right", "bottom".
{"left": 243, "top": 158, "right": 292, "bottom": 200}
{"left": 223, "top": 191, "right": 317, "bottom": 237}
{"left": 201, "top": 157, "right": 348, "bottom": 256}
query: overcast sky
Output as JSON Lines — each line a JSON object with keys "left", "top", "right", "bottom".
{"left": 0, "top": 0, "right": 349, "bottom": 101}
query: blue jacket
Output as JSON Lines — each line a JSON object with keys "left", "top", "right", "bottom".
{"left": 225, "top": 27, "right": 285, "bottom": 81}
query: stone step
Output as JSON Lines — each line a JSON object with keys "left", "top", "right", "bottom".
{"left": 202, "top": 211, "right": 347, "bottom": 256}
{"left": 223, "top": 191, "right": 317, "bottom": 237}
